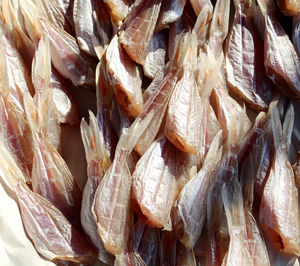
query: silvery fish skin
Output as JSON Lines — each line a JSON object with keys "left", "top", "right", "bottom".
{"left": 257, "top": 0, "right": 300, "bottom": 99}
{"left": 175, "top": 131, "right": 222, "bottom": 250}
{"left": 133, "top": 220, "right": 159, "bottom": 265}
{"left": 132, "top": 136, "right": 178, "bottom": 230}
{"left": 276, "top": 0, "right": 300, "bottom": 16}
{"left": 165, "top": 64, "right": 201, "bottom": 154}
{"left": 221, "top": 178, "right": 253, "bottom": 266}
{"left": 259, "top": 106, "right": 300, "bottom": 256}
{"left": 106, "top": 35, "right": 143, "bottom": 118}
{"left": 80, "top": 111, "right": 114, "bottom": 264}
{"left": 155, "top": 0, "right": 185, "bottom": 32}
{"left": 143, "top": 31, "right": 167, "bottom": 79}
{"left": 225, "top": 0, "right": 275, "bottom": 111}
{"left": 120, "top": 0, "right": 162, "bottom": 65}
{"left": 15, "top": 182, "right": 97, "bottom": 264}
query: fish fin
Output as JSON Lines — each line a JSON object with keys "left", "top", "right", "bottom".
{"left": 222, "top": 177, "right": 246, "bottom": 231}
{"left": 80, "top": 110, "right": 111, "bottom": 170}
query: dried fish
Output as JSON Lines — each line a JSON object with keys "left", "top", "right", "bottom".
{"left": 276, "top": 0, "right": 300, "bottom": 16}
{"left": 120, "top": 0, "right": 162, "bottom": 65}
{"left": 293, "top": 14, "right": 300, "bottom": 56}
{"left": 102, "top": 0, "right": 130, "bottom": 26}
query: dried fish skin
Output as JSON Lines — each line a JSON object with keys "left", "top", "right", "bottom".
{"left": 176, "top": 132, "right": 223, "bottom": 250}
{"left": 276, "top": 0, "right": 300, "bottom": 16}
{"left": 260, "top": 106, "right": 300, "bottom": 256}
{"left": 132, "top": 136, "right": 178, "bottom": 230}
{"left": 15, "top": 182, "right": 97, "bottom": 264}
{"left": 165, "top": 65, "right": 201, "bottom": 154}
{"left": 225, "top": 1, "right": 274, "bottom": 111}
{"left": 134, "top": 68, "right": 179, "bottom": 155}
{"left": 93, "top": 148, "right": 132, "bottom": 255}
{"left": 258, "top": 0, "right": 300, "bottom": 99}
{"left": 143, "top": 31, "right": 167, "bottom": 79}
{"left": 155, "top": 0, "right": 185, "bottom": 32}
{"left": 106, "top": 35, "right": 143, "bottom": 118}
{"left": 221, "top": 179, "right": 253, "bottom": 266}
{"left": 120, "top": 0, "right": 162, "bottom": 65}
{"left": 134, "top": 220, "right": 159, "bottom": 265}
{"left": 80, "top": 112, "right": 114, "bottom": 264}
{"left": 102, "top": 0, "right": 130, "bottom": 25}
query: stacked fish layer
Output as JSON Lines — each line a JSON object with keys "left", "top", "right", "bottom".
{"left": 0, "top": 0, "right": 299, "bottom": 265}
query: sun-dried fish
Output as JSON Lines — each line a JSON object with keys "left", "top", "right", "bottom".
{"left": 225, "top": 0, "right": 274, "bottom": 111}
{"left": 80, "top": 111, "right": 114, "bottom": 264}
{"left": 175, "top": 131, "right": 222, "bottom": 249}
{"left": 190, "top": 0, "right": 213, "bottom": 17}
{"left": 119, "top": 0, "right": 162, "bottom": 65}
{"left": 106, "top": 35, "right": 143, "bottom": 118}
{"left": 132, "top": 136, "right": 178, "bottom": 230}
{"left": 155, "top": 0, "right": 185, "bottom": 32}
{"left": 257, "top": 0, "right": 300, "bottom": 99}
{"left": 102, "top": 0, "right": 130, "bottom": 26}
{"left": 293, "top": 14, "right": 300, "bottom": 56}
{"left": 143, "top": 31, "right": 167, "bottom": 79}
{"left": 221, "top": 177, "right": 253, "bottom": 266}
{"left": 259, "top": 105, "right": 300, "bottom": 256}
{"left": 15, "top": 181, "right": 96, "bottom": 264}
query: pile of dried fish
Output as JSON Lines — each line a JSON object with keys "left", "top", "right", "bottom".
{"left": 0, "top": 0, "right": 299, "bottom": 265}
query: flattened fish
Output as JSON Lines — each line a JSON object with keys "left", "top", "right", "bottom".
{"left": 106, "top": 35, "right": 143, "bottom": 118}
{"left": 102, "top": 0, "right": 130, "bottom": 25}
{"left": 132, "top": 136, "right": 178, "bottom": 230}
{"left": 260, "top": 105, "right": 300, "bottom": 256}
{"left": 225, "top": 0, "right": 274, "bottom": 111}
{"left": 120, "top": 0, "right": 162, "bottom": 65}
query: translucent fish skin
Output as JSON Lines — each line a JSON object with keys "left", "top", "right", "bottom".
{"left": 106, "top": 35, "right": 143, "bottom": 118}
{"left": 165, "top": 65, "right": 201, "bottom": 154}
{"left": 93, "top": 148, "right": 132, "bottom": 255}
{"left": 132, "top": 136, "right": 178, "bottom": 230}
{"left": 120, "top": 0, "right": 162, "bottom": 65}
{"left": 134, "top": 68, "right": 179, "bottom": 155}
{"left": 176, "top": 132, "right": 222, "bottom": 249}
{"left": 15, "top": 182, "right": 97, "bottom": 264}
{"left": 276, "top": 0, "right": 300, "bottom": 16}
{"left": 225, "top": 1, "right": 274, "bottom": 111}
{"left": 221, "top": 179, "right": 253, "bottom": 266}
{"left": 259, "top": 1, "right": 300, "bottom": 99}
{"left": 259, "top": 107, "right": 300, "bottom": 256}
{"left": 80, "top": 112, "right": 114, "bottom": 264}
{"left": 134, "top": 220, "right": 159, "bottom": 265}
{"left": 143, "top": 31, "right": 167, "bottom": 79}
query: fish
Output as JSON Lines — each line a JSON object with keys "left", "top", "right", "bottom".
{"left": 190, "top": 0, "right": 213, "bottom": 17}
{"left": 221, "top": 177, "right": 253, "bottom": 266}
{"left": 259, "top": 105, "right": 300, "bottom": 256}
{"left": 119, "top": 0, "right": 162, "bottom": 65}
{"left": 132, "top": 136, "right": 178, "bottom": 230}
{"left": 143, "top": 31, "right": 167, "bottom": 79}
{"left": 175, "top": 131, "right": 223, "bottom": 249}
{"left": 102, "top": 0, "right": 130, "bottom": 26}
{"left": 80, "top": 111, "right": 114, "bottom": 264}
{"left": 225, "top": 0, "right": 275, "bottom": 111}
{"left": 276, "top": 0, "right": 300, "bottom": 16}
{"left": 257, "top": 0, "right": 300, "bottom": 99}
{"left": 106, "top": 35, "right": 143, "bottom": 118}
{"left": 293, "top": 14, "right": 300, "bottom": 57}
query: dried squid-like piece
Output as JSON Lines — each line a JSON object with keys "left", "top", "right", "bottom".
{"left": 132, "top": 136, "right": 178, "bottom": 230}
{"left": 259, "top": 105, "right": 300, "bottom": 256}
{"left": 175, "top": 131, "right": 223, "bottom": 249}
{"left": 106, "top": 35, "right": 143, "bottom": 118}
{"left": 225, "top": 0, "right": 275, "bottom": 111}
{"left": 119, "top": 0, "right": 162, "bottom": 65}
{"left": 15, "top": 182, "right": 96, "bottom": 264}
{"left": 257, "top": 0, "right": 300, "bottom": 99}
{"left": 80, "top": 111, "right": 114, "bottom": 264}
